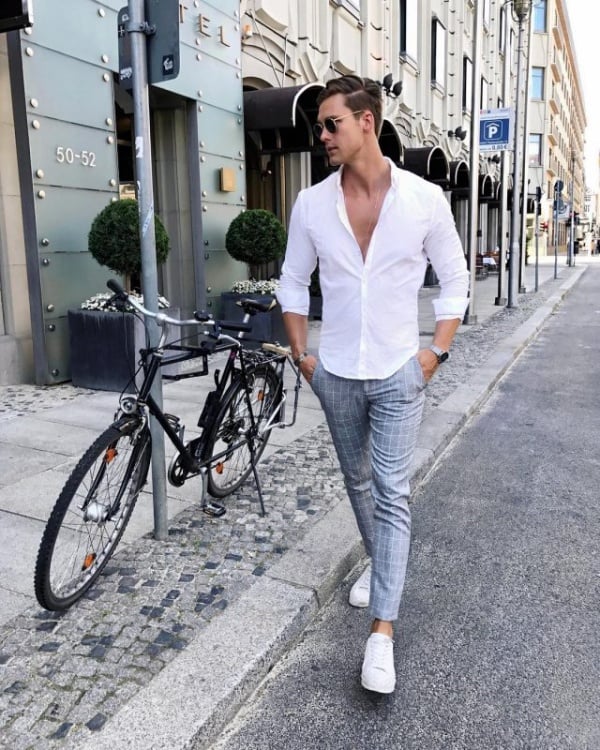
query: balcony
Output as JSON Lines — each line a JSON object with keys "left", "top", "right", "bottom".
{"left": 548, "top": 130, "right": 558, "bottom": 146}
{"left": 550, "top": 62, "right": 561, "bottom": 83}
{"left": 549, "top": 97, "right": 560, "bottom": 115}
{"left": 551, "top": 26, "right": 562, "bottom": 50}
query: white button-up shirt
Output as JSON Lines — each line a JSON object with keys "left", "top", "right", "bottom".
{"left": 277, "top": 159, "right": 470, "bottom": 380}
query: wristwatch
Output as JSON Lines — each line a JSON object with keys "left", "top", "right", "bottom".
{"left": 429, "top": 345, "right": 449, "bottom": 364}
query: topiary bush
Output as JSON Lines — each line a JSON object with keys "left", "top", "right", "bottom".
{"left": 225, "top": 208, "right": 286, "bottom": 280}
{"left": 88, "top": 198, "right": 169, "bottom": 288}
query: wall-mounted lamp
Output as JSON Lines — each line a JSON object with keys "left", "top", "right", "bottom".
{"left": 241, "top": 23, "right": 253, "bottom": 41}
{"left": 380, "top": 73, "right": 403, "bottom": 98}
{"left": 487, "top": 154, "right": 501, "bottom": 164}
{"left": 447, "top": 125, "right": 467, "bottom": 141}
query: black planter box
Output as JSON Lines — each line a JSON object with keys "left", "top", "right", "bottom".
{"left": 68, "top": 309, "right": 144, "bottom": 392}
{"left": 220, "top": 293, "right": 288, "bottom": 349}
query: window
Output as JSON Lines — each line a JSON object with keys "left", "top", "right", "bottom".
{"left": 400, "top": 0, "right": 418, "bottom": 62}
{"left": 480, "top": 76, "right": 489, "bottom": 110}
{"left": 529, "top": 134, "right": 543, "bottom": 166}
{"left": 533, "top": 0, "right": 547, "bottom": 33}
{"left": 483, "top": 0, "right": 491, "bottom": 29}
{"left": 531, "top": 67, "right": 545, "bottom": 99}
{"left": 431, "top": 17, "right": 446, "bottom": 88}
{"left": 462, "top": 56, "right": 473, "bottom": 111}
{"left": 332, "top": 0, "right": 360, "bottom": 17}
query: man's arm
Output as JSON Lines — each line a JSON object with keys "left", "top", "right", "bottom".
{"left": 282, "top": 311, "right": 317, "bottom": 381}
{"left": 417, "top": 317, "right": 462, "bottom": 381}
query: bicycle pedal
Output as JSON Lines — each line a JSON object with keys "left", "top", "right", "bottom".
{"left": 202, "top": 501, "right": 226, "bottom": 518}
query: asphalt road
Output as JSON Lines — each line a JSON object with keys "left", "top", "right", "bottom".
{"left": 210, "top": 267, "right": 600, "bottom": 750}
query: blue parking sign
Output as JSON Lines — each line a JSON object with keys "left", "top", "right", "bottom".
{"left": 480, "top": 108, "right": 513, "bottom": 151}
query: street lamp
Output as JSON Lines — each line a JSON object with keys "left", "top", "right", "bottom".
{"left": 507, "top": 0, "right": 532, "bottom": 308}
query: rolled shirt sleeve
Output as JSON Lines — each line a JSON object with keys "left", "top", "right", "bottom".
{"left": 276, "top": 191, "right": 317, "bottom": 316}
{"left": 424, "top": 187, "right": 470, "bottom": 321}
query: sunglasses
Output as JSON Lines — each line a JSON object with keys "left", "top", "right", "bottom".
{"left": 313, "top": 110, "right": 364, "bottom": 139}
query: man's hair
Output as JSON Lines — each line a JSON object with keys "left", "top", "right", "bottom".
{"left": 317, "top": 75, "right": 383, "bottom": 136}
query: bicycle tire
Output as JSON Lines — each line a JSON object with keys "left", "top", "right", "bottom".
{"left": 34, "top": 417, "right": 151, "bottom": 611}
{"left": 203, "top": 364, "right": 281, "bottom": 498}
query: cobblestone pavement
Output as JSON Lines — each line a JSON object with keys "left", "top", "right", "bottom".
{"left": 0, "top": 269, "right": 578, "bottom": 748}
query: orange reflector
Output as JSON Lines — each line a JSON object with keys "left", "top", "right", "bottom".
{"left": 258, "top": 390, "right": 265, "bottom": 401}
{"left": 82, "top": 553, "right": 96, "bottom": 571}
{"left": 216, "top": 462, "right": 224, "bottom": 475}
{"left": 105, "top": 448, "right": 117, "bottom": 463}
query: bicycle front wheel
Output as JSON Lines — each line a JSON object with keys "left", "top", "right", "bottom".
{"left": 34, "top": 417, "right": 151, "bottom": 611}
{"left": 203, "top": 364, "right": 281, "bottom": 498}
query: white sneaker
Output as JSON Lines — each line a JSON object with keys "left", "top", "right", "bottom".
{"left": 361, "top": 633, "right": 396, "bottom": 694}
{"left": 349, "top": 564, "right": 371, "bottom": 608}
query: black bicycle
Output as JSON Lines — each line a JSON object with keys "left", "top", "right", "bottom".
{"left": 34, "top": 279, "right": 301, "bottom": 611}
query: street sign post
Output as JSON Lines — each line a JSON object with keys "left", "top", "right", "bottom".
{"left": 0, "top": 0, "right": 33, "bottom": 33}
{"left": 479, "top": 108, "right": 514, "bottom": 152}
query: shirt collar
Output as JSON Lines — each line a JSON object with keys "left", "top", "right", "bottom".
{"left": 334, "top": 157, "right": 400, "bottom": 191}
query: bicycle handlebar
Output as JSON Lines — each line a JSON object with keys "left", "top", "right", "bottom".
{"left": 106, "top": 278, "right": 254, "bottom": 334}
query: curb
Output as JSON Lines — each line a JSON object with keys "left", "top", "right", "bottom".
{"left": 72, "top": 266, "right": 585, "bottom": 750}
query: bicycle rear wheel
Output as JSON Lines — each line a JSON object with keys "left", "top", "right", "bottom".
{"left": 203, "top": 364, "right": 281, "bottom": 498}
{"left": 34, "top": 417, "right": 151, "bottom": 611}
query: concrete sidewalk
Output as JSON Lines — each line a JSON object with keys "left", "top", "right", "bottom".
{"left": 0, "top": 258, "right": 589, "bottom": 749}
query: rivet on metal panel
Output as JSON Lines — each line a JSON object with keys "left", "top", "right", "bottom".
{"left": 41, "top": 257, "right": 50, "bottom": 265}
{"left": 207, "top": 300, "right": 213, "bottom": 307}
{"left": 47, "top": 324, "right": 56, "bottom": 332}
{"left": 194, "top": 0, "right": 199, "bottom": 6}
{"left": 197, "top": 90, "right": 203, "bottom": 97}
{"left": 239, "top": 164, "right": 244, "bottom": 170}
{"left": 241, "top": 196, "right": 246, "bottom": 202}
{"left": 24, "top": 27, "right": 32, "bottom": 35}
{"left": 239, "top": 151, "right": 244, "bottom": 157}
{"left": 51, "top": 369, "right": 59, "bottom": 376}
{"left": 200, "top": 141, "right": 205, "bottom": 148}
{"left": 236, "top": 58, "right": 240, "bottom": 65}
{"left": 37, "top": 190, "right": 46, "bottom": 199}
{"left": 204, "top": 253, "right": 209, "bottom": 259}
{"left": 46, "top": 304, "right": 55, "bottom": 312}
{"left": 236, "top": 72, "right": 241, "bottom": 79}
{"left": 238, "top": 118, "right": 242, "bottom": 124}
{"left": 106, "top": 117, "right": 113, "bottom": 126}
{"left": 206, "top": 287, "right": 212, "bottom": 293}
{"left": 40, "top": 238, "right": 50, "bottom": 246}
{"left": 201, "top": 156, "right": 206, "bottom": 162}
{"left": 102, "top": 73, "right": 110, "bottom": 82}
{"left": 25, "top": 47, "right": 34, "bottom": 57}
{"left": 235, "top": 25, "right": 239, "bottom": 32}
{"left": 238, "top": 104, "right": 242, "bottom": 111}
{"left": 109, "top": 179, "right": 117, "bottom": 186}
{"left": 202, "top": 205, "right": 208, "bottom": 212}
{"left": 234, "top": 9, "right": 239, "bottom": 17}
{"left": 198, "top": 105, "right": 203, "bottom": 112}
{"left": 204, "top": 240, "right": 209, "bottom": 245}
{"left": 98, "top": 8, "right": 106, "bottom": 17}
{"left": 111, "top": 197, "right": 118, "bottom": 203}
{"left": 195, "top": 38, "right": 201, "bottom": 46}
{"left": 202, "top": 190, "right": 207, "bottom": 197}
{"left": 107, "top": 136, "right": 114, "bottom": 144}
{"left": 196, "top": 54, "right": 202, "bottom": 61}
{"left": 101, "top": 54, "right": 109, "bottom": 63}
{"left": 31, "top": 120, "right": 40, "bottom": 129}
{"left": 30, "top": 98, "right": 38, "bottom": 108}
{"left": 36, "top": 169, "right": 44, "bottom": 178}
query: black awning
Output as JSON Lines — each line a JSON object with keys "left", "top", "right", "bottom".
{"left": 379, "top": 118, "right": 403, "bottom": 166}
{"left": 243, "top": 83, "right": 324, "bottom": 154}
{"left": 449, "top": 160, "right": 469, "bottom": 190}
{"left": 479, "top": 173, "right": 497, "bottom": 202}
{"left": 402, "top": 146, "right": 450, "bottom": 184}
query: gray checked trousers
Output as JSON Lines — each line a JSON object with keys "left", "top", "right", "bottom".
{"left": 311, "top": 357, "right": 426, "bottom": 622}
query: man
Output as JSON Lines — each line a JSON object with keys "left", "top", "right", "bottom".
{"left": 276, "top": 75, "right": 469, "bottom": 694}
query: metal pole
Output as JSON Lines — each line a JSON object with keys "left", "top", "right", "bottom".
{"left": 568, "top": 149, "right": 575, "bottom": 267}
{"left": 496, "top": 3, "right": 512, "bottom": 306}
{"left": 508, "top": 10, "right": 528, "bottom": 308}
{"left": 464, "top": 0, "right": 483, "bottom": 325}
{"left": 553, "top": 184, "right": 559, "bottom": 279}
{"left": 518, "top": 9, "right": 534, "bottom": 293}
{"left": 128, "top": 0, "right": 169, "bottom": 540}
{"left": 534, "top": 190, "right": 540, "bottom": 292}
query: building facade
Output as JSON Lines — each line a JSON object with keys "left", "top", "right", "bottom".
{"left": 0, "top": 0, "right": 587, "bottom": 385}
